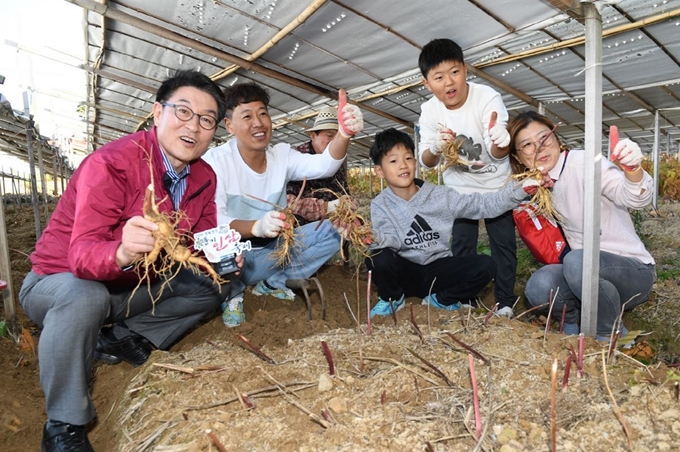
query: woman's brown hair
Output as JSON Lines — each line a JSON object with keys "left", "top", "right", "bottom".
{"left": 507, "top": 110, "right": 566, "bottom": 174}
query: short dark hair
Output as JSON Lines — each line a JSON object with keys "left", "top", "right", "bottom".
{"left": 370, "top": 128, "right": 415, "bottom": 165}
{"left": 419, "top": 39, "right": 465, "bottom": 79}
{"left": 156, "top": 70, "right": 226, "bottom": 122}
{"left": 223, "top": 82, "right": 270, "bottom": 118}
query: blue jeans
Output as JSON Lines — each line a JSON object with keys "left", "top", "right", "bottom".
{"left": 524, "top": 249, "right": 655, "bottom": 336}
{"left": 231, "top": 219, "right": 340, "bottom": 296}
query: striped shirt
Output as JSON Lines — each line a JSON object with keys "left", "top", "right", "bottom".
{"left": 160, "top": 149, "right": 190, "bottom": 210}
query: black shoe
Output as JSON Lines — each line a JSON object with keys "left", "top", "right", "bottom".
{"left": 94, "top": 326, "right": 152, "bottom": 366}
{"left": 41, "top": 421, "right": 94, "bottom": 452}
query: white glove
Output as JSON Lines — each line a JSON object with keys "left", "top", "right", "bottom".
{"left": 431, "top": 127, "right": 455, "bottom": 155}
{"left": 489, "top": 123, "right": 510, "bottom": 148}
{"left": 327, "top": 199, "right": 340, "bottom": 214}
{"left": 522, "top": 179, "right": 540, "bottom": 196}
{"left": 337, "top": 89, "right": 364, "bottom": 138}
{"left": 251, "top": 211, "right": 286, "bottom": 238}
{"left": 611, "top": 138, "right": 643, "bottom": 172}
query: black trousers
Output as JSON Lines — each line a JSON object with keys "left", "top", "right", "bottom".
{"left": 451, "top": 209, "right": 517, "bottom": 308}
{"left": 365, "top": 249, "right": 496, "bottom": 306}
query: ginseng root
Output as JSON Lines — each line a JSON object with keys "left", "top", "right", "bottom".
{"left": 442, "top": 137, "right": 473, "bottom": 170}
{"left": 130, "top": 161, "right": 225, "bottom": 314}
{"left": 511, "top": 169, "right": 560, "bottom": 221}
{"left": 316, "top": 188, "right": 374, "bottom": 268}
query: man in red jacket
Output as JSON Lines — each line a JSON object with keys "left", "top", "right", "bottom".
{"left": 19, "top": 70, "right": 232, "bottom": 452}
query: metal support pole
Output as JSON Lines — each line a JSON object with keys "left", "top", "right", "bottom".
{"left": 653, "top": 110, "right": 660, "bottom": 210}
{"left": 368, "top": 158, "right": 373, "bottom": 198}
{"left": 52, "top": 154, "right": 58, "bottom": 196}
{"left": 36, "top": 143, "right": 49, "bottom": 221}
{"left": 580, "top": 4, "right": 603, "bottom": 337}
{"left": 24, "top": 90, "right": 43, "bottom": 239}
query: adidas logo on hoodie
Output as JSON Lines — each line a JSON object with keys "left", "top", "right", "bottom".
{"left": 405, "top": 215, "right": 440, "bottom": 248}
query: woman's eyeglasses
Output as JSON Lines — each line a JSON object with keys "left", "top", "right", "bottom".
{"left": 518, "top": 122, "right": 561, "bottom": 156}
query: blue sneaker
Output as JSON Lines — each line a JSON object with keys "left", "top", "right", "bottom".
{"left": 252, "top": 280, "right": 296, "bottom": 301}
{"left": 369, "top": 295, "right": 405, "bottom": 318}
{"left": 422, "top": 293, "right": 460, "bottom": 311}
{"left": 221, "top": 295, "right": 245, "bottom": 328}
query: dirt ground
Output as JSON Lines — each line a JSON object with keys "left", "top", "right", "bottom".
{"left": 2, "top": 200, "right": 680, "bottom": 451}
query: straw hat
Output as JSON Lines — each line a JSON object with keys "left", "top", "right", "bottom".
{"left": 306, "top": 106, "right": 338, "bottom": 133}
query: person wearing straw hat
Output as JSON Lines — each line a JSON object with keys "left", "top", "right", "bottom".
{"left": 286, "top": 106, "right": 350, "bottom": 224}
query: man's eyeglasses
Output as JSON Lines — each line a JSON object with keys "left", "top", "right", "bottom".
{"left": 517, "top": 122, "right": 561, "bottom": 156}
{"left": 160, "top": 102, "right": 218, "bottom": 130}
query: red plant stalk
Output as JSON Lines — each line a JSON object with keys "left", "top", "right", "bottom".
{"left": 381, "top": 389, "right": 387, "bottom": 408}
{"left": 559, "top": 304, "right": 567, "bottom": 333}
{"left": 675, "top": 382, "right": 679, "bottom": 402}
{"left": 321, "top": 340, "right": 335, "bottom": 375}
{"left": 483, "top": 303, "right": 498, "bottom": 325}
{"left": 468, "top": 354, "right": 482, "bottom": 439}
{"left": 569, "top": 344, "right": 585, "bottom": 377}
{"left": 550, "top": 359, "right": 558, "bottom": 452}
{"left": 562, "top": 354, "right": 572, "bottom": 392}
{"left": 388, "top": 298, "right": 398, "bottom": 326}
{"left": 577, "top": 333, "right": 584, "bottom": 374}
{"left": 241, "top": 393, "right": 255, "bottom": 409}
{"left": 366, "top": 270, "right": 372, "bottom": 336}
{"left": 607, "top": 331, "right": 620, "bottom": 362}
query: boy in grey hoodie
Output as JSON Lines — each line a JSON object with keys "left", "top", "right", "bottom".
{"left": 367, "top": 128, "right": 550, "bottom": 318}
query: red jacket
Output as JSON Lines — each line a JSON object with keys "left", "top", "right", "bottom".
{"left": 30, "top": 128, "right": 217, "bottom": 287}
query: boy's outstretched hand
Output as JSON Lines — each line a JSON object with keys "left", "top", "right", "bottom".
{"left": 338, "top": 89, "right": 364, "bottom": 137}
{"left": 522, "top": 167, "right": 554, "bottom": 195}
{"left": 488, "top": 111, "right": 510, "bottom": 148}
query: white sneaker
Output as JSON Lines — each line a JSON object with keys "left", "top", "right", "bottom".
{"left": 496, "top": 306, "right": 514, "bottom": 318}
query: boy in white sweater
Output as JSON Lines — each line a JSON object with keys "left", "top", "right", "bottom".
{"left": 417, "top": 38, "right": 517, "bottom": 317}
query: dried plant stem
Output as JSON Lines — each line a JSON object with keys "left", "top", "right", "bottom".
{"left": 601, "top": 350, "right": 633, "bottom": 451}
{"left": 343, "top": 292, "right": 359, "bottom": 326}
{"left": 468, "top": 354, "right": 482, "bottom": 439}
{"left": 407, "top": 347, "right": 454, "bottom": 387}
{"left": 206, "top": 429, "right": 228, "bottom": 452}
{"left": 410, "top": 304, "right": 424, "bottom": 342}
{"left": 185, "top": 381, "right": 315, "bottom": 410}
{"left": 445, "top": 332, "right": 490, "bottom": 366}
{"left": 559, "top": 304, "right": 567, "bottom": 333}
{"left": 321, "top": 341, "right": 335, "bottom": 375}
{"left": 543, "top": 288, "right": 560, "bottom": 349}
{"left": 277, "top": 386, "right": 331, "bottom": 429}
{"left": 514, "top": 302, "right": 550, "bottom": 320}
{"left": 550, "top": 358, "right": 558, "bottom": 452}
{"left": 427, "top": 277, "right": 436, "bottom": 334}
{"left": 236, "top": 334, "right": 276, "bottom": 364}
{"left": 361, "top": 356, "right": 440, "bottom": 385}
